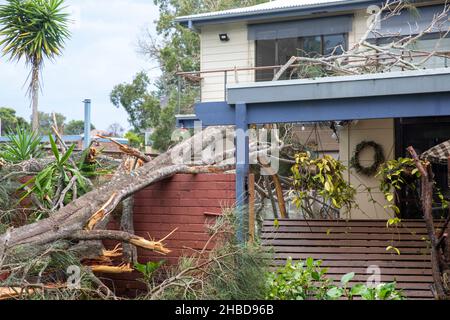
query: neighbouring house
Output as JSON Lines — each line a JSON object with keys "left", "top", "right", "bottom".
{"left": 175, "top": 0, "right": 450, "bottom": 220}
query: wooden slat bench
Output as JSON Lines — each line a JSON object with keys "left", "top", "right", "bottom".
{"left": 262, "top": 219, "right": 438, "bottom": 300}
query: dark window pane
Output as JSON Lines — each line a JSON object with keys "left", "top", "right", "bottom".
{"left": 277, "top": 38, "right": 299, "bottom": 64}
{"left": 301, "top": 36, "right": 322, "bottom": 57}
{"left": 277, "top": 38, "right": 299, "bottom": 79}
{"left": 256, "top": 40, "right": 276, "bottom": 81}
{"left": 396, "top": 117, "right": 450, "bottom": 219}
{"left": 323, "top": 34, "right": 346, "bottom": 56}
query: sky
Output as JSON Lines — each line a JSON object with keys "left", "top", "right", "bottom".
{"left": 0, "top": 0, "right": 160, "bottom": 131}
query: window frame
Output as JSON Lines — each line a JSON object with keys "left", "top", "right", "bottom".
{"left": 255, "top": 33, "right": 348, "bottom": 81}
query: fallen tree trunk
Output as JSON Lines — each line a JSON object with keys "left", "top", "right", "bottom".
{"left": 0, "top": 126, "right": 233, "bottom": 267}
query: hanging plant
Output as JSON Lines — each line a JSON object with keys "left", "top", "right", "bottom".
{"left": 350, "top": 141, "right": 385, "bottom": 177}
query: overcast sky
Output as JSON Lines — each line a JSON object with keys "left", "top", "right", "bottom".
{"left": 0, "top": 0, "right": 160, "bottom": 131}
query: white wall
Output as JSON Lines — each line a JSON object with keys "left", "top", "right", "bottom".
{"left": 339, "top": 119, "right": 395, "bottom": 220}
{"left": 198, "top": 10, "right": 371, "bottom": 101}
{"left": 200, "top": 23, "right": 255, "bottom": 102}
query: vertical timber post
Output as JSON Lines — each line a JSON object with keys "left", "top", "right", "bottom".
{"left": 248, "top": 173, "right": 255, "bottom": 242}
{"left": 235, "top": 102, "right": 249, "bottom": 243}
{"left": 83, "top": 99, "right": 91, "bottom": 150}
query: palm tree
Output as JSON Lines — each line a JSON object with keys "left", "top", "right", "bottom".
{"left": 0, "top": 0, "right": 70, "bottom": 132}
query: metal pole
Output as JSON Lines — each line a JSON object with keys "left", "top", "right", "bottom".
{"left": 235, "top": 102, "right": 249, "bottom": 243}
{"left": 224, "top": 70, "right": 228, "bottom": 100}
{"left": 83, "top": 99, "right": 91, "bottom": 149}
{"left": 177, "top": 76, "right": 181, "bottom": 114}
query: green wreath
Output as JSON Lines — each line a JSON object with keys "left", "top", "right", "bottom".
{"left": 350, "top": 141, "right": 386, "bottom": 176}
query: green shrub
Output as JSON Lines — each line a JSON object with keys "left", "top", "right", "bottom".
{"left": 266, "top": 258, "right": 405, "bottom": 300}
{"left": 0, "top": 127, "right": 43, "bottom": 163}
{"left": 326, "top": 272, "right": 404, "bottom": 300}
{"left": 20, "top": 134, "right": 91, "bottom": 212}
{"left": 266, "top": 257, "right": 331, "bottom": 300}
{"left": 141, "top": 210, "right": 271, "bottom": 300}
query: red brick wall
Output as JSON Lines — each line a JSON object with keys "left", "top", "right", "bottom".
{"left": 103, "top": 173, "right": 235, "bottom": 296}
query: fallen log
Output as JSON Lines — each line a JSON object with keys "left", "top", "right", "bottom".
{"left": 0, "top": 126, "right": 233, "bottom": 274}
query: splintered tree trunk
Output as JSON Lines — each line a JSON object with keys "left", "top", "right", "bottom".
{"left": 0, "top": 126, "right": 232, "bottom": 260}
{"left": 121, "top": 196, "right": 137, "bottom": 264}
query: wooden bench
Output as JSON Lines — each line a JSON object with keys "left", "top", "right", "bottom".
{"left": 262, "top": 219, "right": 438, "bottom": 300}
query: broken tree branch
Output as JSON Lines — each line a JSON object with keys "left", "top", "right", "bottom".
{"left": 408, "top": 146, "right": 448, "bottom": 300}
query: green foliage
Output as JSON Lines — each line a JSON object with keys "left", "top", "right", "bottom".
{"left": 38, "top": 111, "right": 66, "bottom": 135}
{"left": 0, "top": 0, "right": 71, "bottom": 65}
{"left": 1, "top": 241, "right": 98, "bottom": 300}
{"left": 377, "top": 157, "right": 448, "bottom": 216}
{"left": 377, "top": 157, "right": 420, "bottom": 198}
{"left": 20, "top": 134, "right": 90, "bottom": 213}
{"left": 203, "top": 242, "right": 269, "bottom": 300}
{"left": 266, "top": 259, "right": 405, "bottom": 300}
{"left": 134, "top": 260, "right": 165, "bottom": 282}
{"left": 326, "top": 272, "right": 404, "bottom": 300}
{"left": 124, "top": 130, "right": 143, "bottom": 149}
{"left": 111, "top": 0, "right": 267, "bottom": 152}
{"left": 291, "top": 152, "right": 356, "bottom": 218}
{"left": 65, "top": 120, "right": 95, "bottom": 135}
{"left": 0, "top": 0, "right": 71, "bottom": 131}
{"left": 0, "top": 107, "right": 29, "bottom": 134}
{"left": 110, "top": 72, "right": 160, "bottom": 133}
{"left": 144, "top": 209, "right": 270, "bottom": 300}
{"left": 0, "top": 126, "right": 43, "bottom": 163}
{"left": 377, "top": 157, "right": 420, "bottom": 215}
{"left": 151, "top": 104, "right": 176, "bottom": 151}
{"left": 377, "top": 157, "right": 421, "bottom": 215}
{"left": 0, "top": 178, "right": 19, "bottom": 214}
{"left": 150, "top": 0, "right": 267, "bottom": 75}
{"left": 266, "top": 258, "right": 331, "bottom": 300}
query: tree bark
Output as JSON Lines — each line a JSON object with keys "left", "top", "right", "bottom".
{"left": 408, "top": 146, "right": 448, "bottom": 299}
{"left": 0, "top": 126, "right": 232, "bottom": 261}
{"left": 31, "top": 63, "right": 39, "bottom": 133}
{"left": 120, "top": 196, "right": 137, "bottom": 264}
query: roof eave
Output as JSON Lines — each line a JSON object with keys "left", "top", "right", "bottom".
{"left": 175, "top": 0, "right": 379, "bottom": 28}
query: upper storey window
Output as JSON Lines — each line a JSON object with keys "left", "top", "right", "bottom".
{"left": 255, "top": 34, "right": 347, "bottom": 81}
{"left": 248, "top": 15, "right": 352, "bottom": 82}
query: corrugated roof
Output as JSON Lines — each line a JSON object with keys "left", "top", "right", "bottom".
{"left": 175, "top": 0, "right": 358, "bottom": 22}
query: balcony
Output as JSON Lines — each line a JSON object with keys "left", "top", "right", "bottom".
{"left": 175, "top": 50, "right": 450, "bottom": 128}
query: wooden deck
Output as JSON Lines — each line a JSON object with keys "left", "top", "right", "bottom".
{"left": 262, "top": 219, "right": 437, "bottom": 300}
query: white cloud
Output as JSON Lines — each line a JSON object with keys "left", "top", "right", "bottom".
{"left": 0, "top": 0, "right": 161, "bottom": 131}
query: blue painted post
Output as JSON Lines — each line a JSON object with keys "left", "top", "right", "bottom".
{"left": 235, "top": 102, "right": 249, "bottom": 243}
{"left": 83, "top": 99, "right": 91, "bottom": 149}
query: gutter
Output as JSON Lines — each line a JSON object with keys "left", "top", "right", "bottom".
{"left": 175, "top": 0, "right": 381, "bottom": 27}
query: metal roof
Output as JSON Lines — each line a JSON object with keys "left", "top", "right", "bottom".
{"left": 175, "top": 0, "right": 375, "bottom": 25}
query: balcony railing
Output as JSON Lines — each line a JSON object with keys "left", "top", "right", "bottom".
{"left": 175, "top": 51, "right": 450, "bottom": 115}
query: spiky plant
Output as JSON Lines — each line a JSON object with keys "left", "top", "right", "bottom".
{"left": 0, "top": 0, "right": 71, "bottom": 132}
{"left": 0, "top": 126, "right": 43, "bottom": 163}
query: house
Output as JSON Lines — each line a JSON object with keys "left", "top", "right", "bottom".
{"left": 175, "top": 0, "right": 450, "bottom": 221}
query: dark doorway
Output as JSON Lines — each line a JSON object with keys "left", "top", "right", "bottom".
{"left": 395, "top": 117, "right": 450, "bottom": 219}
